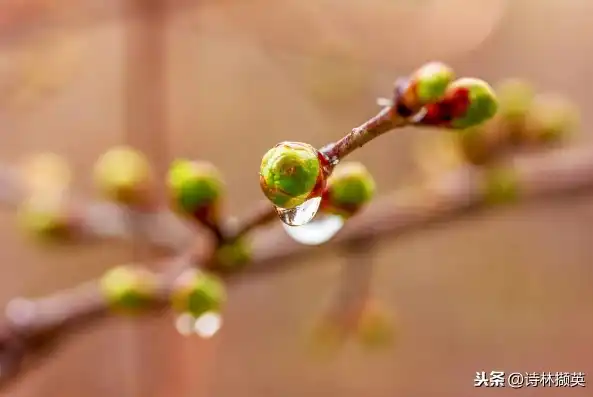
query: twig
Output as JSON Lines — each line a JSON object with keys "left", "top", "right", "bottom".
{"left": 229, "top": 200, "right": 277, "bottom": 241}
{"left": 320, "top": 106, "right": 402, "bottom": 163}
{"left": 320, "top": 77, "right": 430, "bottom": 163}
{"left": 0, "top": 145, "right": 591, "bottom": 390}
{"left": 241, "top": 146, "right": 593, "bottom": 277}
{"left": 0, "top": 247, "right": 200, "bottom": 389}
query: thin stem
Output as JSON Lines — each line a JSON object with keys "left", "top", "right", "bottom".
{"left": 0, "top": 146, "right": 592, "bottom": 388}
{"left": 320, "top": 78, "right": 423, "bottom": 163}
{"left": 230, "top": 201, "right": 277, "bottom": 241}
{"left": 321, "top": 107, "right": 401, "bottom": 162}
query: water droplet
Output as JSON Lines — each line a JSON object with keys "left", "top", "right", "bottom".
{"left": 282, "top": 214, "right": 345, "bottom": 245}
{"left": 275, "top": 196, "right": 322, "bottom": 226}
{"left": 194, "top": 311, "right": 223, "bottom": 338}
{"left": 175, "top": 313, "right": 195, "bottom": 336}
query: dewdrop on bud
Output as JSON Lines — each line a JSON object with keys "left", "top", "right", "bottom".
{"left": 260, "top": 142, "right": 324, "bottom": 208}
{"left": 411, "top": 62, "right": 455, "bottom": 104}
{"left": 93, "top": 146, "right": 152, "bottom": 205}
{"left": 260, "top": 142, "right": 329, "bottom": 226}
{"left": 167, "top": 159, "right": 224, "bottom": 224}
{"left": 282, "top": 162, "right": 375, "bottom": 245}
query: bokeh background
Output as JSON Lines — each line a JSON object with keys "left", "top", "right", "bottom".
{"left": 0, "top": 0, "right": 592, "bottom": 396}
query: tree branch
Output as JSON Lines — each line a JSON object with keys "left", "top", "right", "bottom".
{"left": 0, "top": 144, "right": 592, "bottom": 389}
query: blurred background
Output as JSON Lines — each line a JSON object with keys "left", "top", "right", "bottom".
{"left": 1, "top": 0, "right": 593, "bottom": 396}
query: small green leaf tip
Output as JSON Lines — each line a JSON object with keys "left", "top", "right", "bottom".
{"left": 496, "top": 79, "right": 534, "bottom": 121}
{"left": 171, "top": 269, "right": 226, "bottom": 317}
{"left": 412, "top": 61, "right": 455, "bottom": 103}
{"left": 450, "top": 78, "right": 498, "bottom": 129}
{"left": 323, "top": 162, "right": 375, "bottom": 216}
{"left": 93, "top": 146, "right": 152, "bottom": 205}
{"left": 260, "top": 141, "right": 322, "bottom": 209}
{"left": 167, "top": 159, "right": 224, "bottom": 217}
{"left": 100, "top": 265, "right": 157, "bottom": 313}
{"left": 526, "top": 94, "right": 579, "bottom": 144}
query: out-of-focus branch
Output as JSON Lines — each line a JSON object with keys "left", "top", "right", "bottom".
{"left": 0, "top": 145, "right": 592, "bottom": 389}
{"left": 0, "top": 247, "right": 201, "bottom": 389}
{"left": 241, "top": 145, "right": 593, "bottom": 276}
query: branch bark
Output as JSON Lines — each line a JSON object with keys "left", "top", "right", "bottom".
{"left": 0, "top": 144, "right": 592, "bottom": 389}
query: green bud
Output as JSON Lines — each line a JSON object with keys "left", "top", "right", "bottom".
{"left": 260, "top": 142, "right": 322, "bottom": 209}
{"left": 100, "top": 265, "right": 157, "bottom": 313}
{"left": 412, "top": 62, "right": 455, "bottom": 103}
{"left": 171, "top": 269, "right": 226, "bottom": 317}
{"left": 93, "top": 146, "right": 152, "bottom": 205}
{"left": 483, "top": 166, "right": 520, "bottom": 205}
{"left": 324, "top": 162, "right": 375, "bottom": 216}
{"left": 214, "top": 238, "right": 251, "bottom": 273}
{"left": 496, "top": 79, "right": 534, "bottom": 121}
{"left": 526, "top": 94, "right": 579, "bottom": 144}
{"left": 167, "top": 159, "right": 224, "bottom": 217}
{"left": 450, "top": 78, "right": 498, "bottom": 129}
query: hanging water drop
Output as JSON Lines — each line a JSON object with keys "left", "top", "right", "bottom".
{"left": 282, "top": 214, "right": 345, "bottom": 245}
{"left": 194, "top": 311, "right": 223, "bottom": 338}
{"left": 275, "top": 196, "right": 322, "bottom": 226}
{"left": 175, "top": 312, "right": 195, "bottom": 336}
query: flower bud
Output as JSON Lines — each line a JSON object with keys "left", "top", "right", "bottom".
{"left": 449, "top": 78, "right": 499, "bottom": 129}
{"left": 167, "top": 159, "right": 224, "bottom": 223}
{"left": 321, "top": 162, "right": 376, "bottom": 217}
{"left": 170, "top": 269, "right": 226, "bottom": 318}
{"left": 260, "top": 142, "right": 326, "bottom": 209}
{"left": 411, "top": 62, "right": 455, "bottom": 104}
{"left": 420, "top": 78, "right": 498, "bottom": 129}
{"left": 93, "top": 146, "right": 152, "bottom": 206}
{"left": 100, "top": 265, "right": 158, "bottom": 313}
